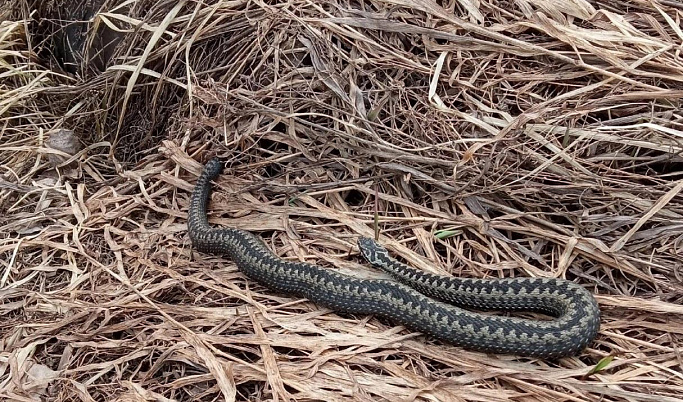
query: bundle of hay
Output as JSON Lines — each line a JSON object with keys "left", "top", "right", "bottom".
{"left": 1, "top": 0, "right": 682, "bottom": 400}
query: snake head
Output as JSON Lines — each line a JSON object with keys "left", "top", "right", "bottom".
{"left": 357, "top": 236, "right": 390, "bottom": 264}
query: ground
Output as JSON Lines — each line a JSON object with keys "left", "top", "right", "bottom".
{"left": 1, "top": 0, "right": 683, "bottom": 401}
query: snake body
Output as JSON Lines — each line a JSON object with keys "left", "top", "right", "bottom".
{"left": 189, "top": 158, "right": 600, "bottom": 358}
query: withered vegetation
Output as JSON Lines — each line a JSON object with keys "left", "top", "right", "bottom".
{"left": 1, "top": 0, "right": 683, "bottom": 400}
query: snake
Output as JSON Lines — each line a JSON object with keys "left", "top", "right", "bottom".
{"left": 188, "top": 158, "right": 600, "bottom": 358}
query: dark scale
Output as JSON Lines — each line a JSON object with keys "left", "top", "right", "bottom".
{"left": 188, "top": 158, "right": 601, "bottom": 358}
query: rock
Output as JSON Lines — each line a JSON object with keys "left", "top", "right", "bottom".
{"left": 45, "top": 128, "right": 82, "bottom": 167}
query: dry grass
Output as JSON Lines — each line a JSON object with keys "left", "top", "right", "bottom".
{"left": 2, "top": 0, "right": 683, "bottom": 400}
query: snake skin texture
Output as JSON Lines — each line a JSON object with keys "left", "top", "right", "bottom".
{"left": 188, "top": 158, "right": 600, "bottom": 358}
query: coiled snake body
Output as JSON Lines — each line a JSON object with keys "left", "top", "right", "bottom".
{"left": 189, "top": 158, "right": 600, "bottom": 358}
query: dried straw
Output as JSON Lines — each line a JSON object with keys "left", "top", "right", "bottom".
{"left": 1, "top": 0, "right": 683, "bottom": 400}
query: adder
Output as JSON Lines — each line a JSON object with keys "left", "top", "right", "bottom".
{"left": 188, "top": 158, "right": 601, "bottom": 358}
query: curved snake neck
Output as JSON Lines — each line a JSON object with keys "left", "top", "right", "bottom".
{"left": 188, "top": 158, "right": 600, "bottom": 358}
